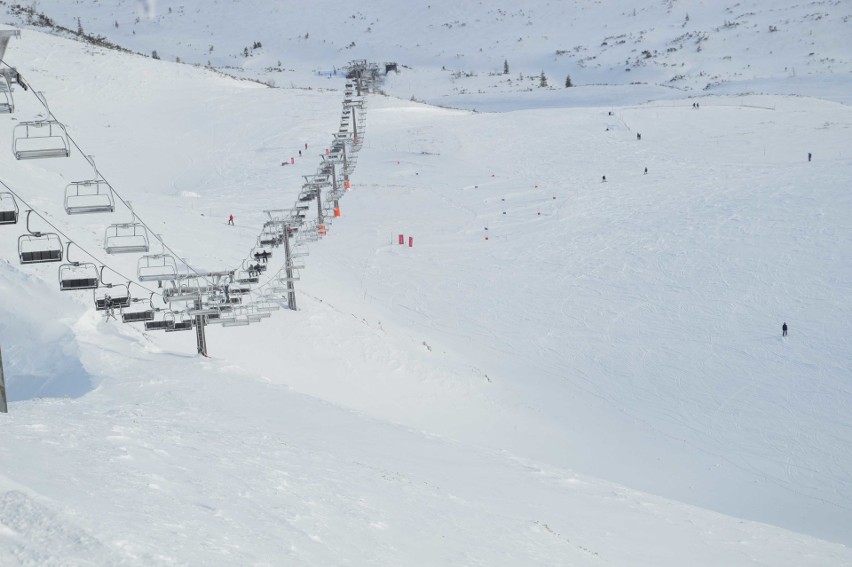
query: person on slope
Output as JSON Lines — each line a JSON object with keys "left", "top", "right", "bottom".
{"left": 782, "top": 322, "right": 788, "bottom": 337}
{"left": 228, "top": 214, "right": 234, "bottom": 226}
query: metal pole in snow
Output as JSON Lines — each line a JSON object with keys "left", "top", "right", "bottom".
{"left": 331, "top": 161, "right": 339, "bottom": 212}
{"left": 0, "top": 344, "right": 8, "bottom": 413}
{"left": 284, "top": 223, "right": 297, "bottom": 311}
{"left": 194, "top": 298, "right": 208, "bottom": 357}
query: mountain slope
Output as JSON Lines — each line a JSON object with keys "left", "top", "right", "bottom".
{"left": 0, "top": 4, "right": 850, "bottom": 564}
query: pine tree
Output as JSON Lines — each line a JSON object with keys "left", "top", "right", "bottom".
{"left": 76, "top": 17, "right": 83, "bottom": 35}
{"left": 565, "top": 74, "right": 573, "bottom": 88}
{"left": 539, "top": 71, "right": 548, "bottom": 87}
{"left": 503, "top": 59, "right": 509, "bottom": 74}
{"left": 151, "top": 50, "right": 160, "bottom": 60}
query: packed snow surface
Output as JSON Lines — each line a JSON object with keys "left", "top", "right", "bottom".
{"left": 1, "top": 1, "right": 851, "bottom": 565}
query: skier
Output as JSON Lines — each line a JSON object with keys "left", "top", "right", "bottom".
{"left": 782, "top": 322, "right": 788, "bottom": 337}
{"left": 637, "top": 133, "right": 641, "bottom": 141}
{"left": 304, "top": 142, "right": 308, "bottom": 150}
{"left": 602, "top": 175, "right": 607, "bottom": 182}
{"left": 644, "top": 167, "right": 648, "bottom": 175}
{"left": 228, "top": 214, "right": 234, "bottom": 226}
{"left": 299, "top": 150, "right": 302, "bottom": 157}
{"left": 808, "top": 152, "right": 812, "bottom": 162}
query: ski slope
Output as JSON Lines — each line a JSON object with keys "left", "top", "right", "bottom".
{"left": 0, "top": 4, "right": 851, "bottom": 565}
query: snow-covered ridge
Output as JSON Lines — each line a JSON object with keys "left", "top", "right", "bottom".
{"left": 5, "top": 0, "right": 851, "bottom": 105}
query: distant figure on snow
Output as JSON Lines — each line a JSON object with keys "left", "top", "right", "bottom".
{"left": 305, "top": 142, "right": 308, "bottom": 150}
{"left": 644, "top": 167, "right": 648, "bottom": 174}
{"left": 637, "top": 133, "right": 642, "bottom": 141}
{"left": 228, "top": 214, "right": 234, "bottom": 226}
{"left": 782, "top": 322, "right": 788, "bottom": 337}
{"left": 299, "top": 150, "right": 302, "bottom": 157}
{"left": 602, "top": 175, "right": 607, "bottom": 182}
{"left": 808, "top": 152, "right": 812, "bottom": 162}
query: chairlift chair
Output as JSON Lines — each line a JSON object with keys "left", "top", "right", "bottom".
{"left": 94, "top": 286, "right": 131, "bottom": 310}
{"left": 254, "top": 300, "right": 281, "bottom": 312}
{"left": 18, "top": 211, "right": 63, "bottom": 264}
{"left": 137, "top": 254, "right": 178, "bottom": 282}
{"left": 104, "top": 222, "right": 150, "bottom": 254}
{"left": 166, "top": 313, "right": 194, "bottom": 332}
{"left": 64, "top": 179, "right": 115, "bottom": 214}
{"left": 252, "top": 245, "right": 272, "bottom": 262}
{"left": 58, "top": 243, "right": 100, "bottom": 291}
{"left": 162, "top": 278, "right": 214, "bottom": 303}
{"left": 236, "top": 272, "right": 259, "bottom": 285}
{"left": 0, "top": 192, "right": 19, "bottom": 224}
{"left": 94, "top": 267, "right": 131, "bottom": 309}
{"left": 12, "top": 120, "right": 71, "bottom": 160}
{"left": 121, "top": 301, "right": 156, "bottom": 323}
{"left": 145, "top": 311, "right": 176, "bottom": 331}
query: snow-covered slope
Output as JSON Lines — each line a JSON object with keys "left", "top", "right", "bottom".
{"left": 0, "top": 1, "right": 850, "bottom": 564}
{"left": 6, "top": 0, "right": 852, "bottom": 106}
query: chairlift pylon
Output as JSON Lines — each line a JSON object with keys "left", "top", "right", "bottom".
{"left": 18, "top": 210, "right": 62, "bottom": 264}
{"left": 0, "top": 70, "right": 14, "bottom": 114}
{"left": 0, "top": 192, "right": 19, "bottom": 224}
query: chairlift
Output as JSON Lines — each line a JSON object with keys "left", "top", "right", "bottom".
{"left": 236, "top": 260, "right": 261, "bottom": 284}
{"left": 65, "top": 179, "right": 115, "bottom": 215}
{"left": 254, "top": 300, "right": 281, "bottom": 312}
{"left": 137, "top": 254, "right": 178, "bottom": 282}
{"left": 121, "top": 293, "right": 159, "bottom": 324}
{"left": 94, "top": 268, "right": 131, "bottom": 310}
{"left": 94, "top": 286, "right": 131, "bottom": 310}
{"left": 162, "top": 278, "right": 214, "bottom": 303}
{"left": 145, "top": 311, "right": 176, "bottom": 331}
{"left": 18, "top": 210, "right": 63, "bottom": 264}
{"left": 58, "top": 243, "right": 100, "bottom": 291}
{"left": 104, "top": 221, "right": 149, "bottom": 254}
{"left": 187, "top": 305, "right": 222, "bottom": 316}
{"left": 252, "top": 245, "right": 272, "bottom": 262}
{"left": 228, "top": 284, "right": 252, "bottom": 295}
{"left": 0, "top": 192, "right": 19, "bottom": 224}
{"left": 0, "top": 71, "right": 14, "bottom": 114}
{"left": 166, "top": 312, "right": 194, "bottom": 332}
{"left": 12, "top": 120, "right": 71, "bottom": 160}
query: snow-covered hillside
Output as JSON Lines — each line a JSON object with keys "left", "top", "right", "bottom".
{"left": 1, "top": 1, "right": 851, "bottom": 564}
{"left": 6, "top": 0, "right": 852, "bottom": 106}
